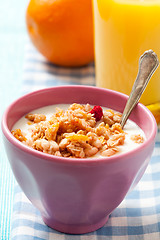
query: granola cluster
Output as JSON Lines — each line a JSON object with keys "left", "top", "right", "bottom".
{"left": 12, "top": 103, "right": 144, "bottom": 158}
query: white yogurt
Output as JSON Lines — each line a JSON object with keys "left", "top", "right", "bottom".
{"left": 12, "top": 104, "right": 146, "bottom": 157}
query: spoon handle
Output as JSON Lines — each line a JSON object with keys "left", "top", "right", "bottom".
{"left": 120, "top": 50, "right": 159, "bottom": 128}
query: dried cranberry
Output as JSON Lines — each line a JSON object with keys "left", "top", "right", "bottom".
{"left": 90, "top": 106, "right": 103, "bottom": 121}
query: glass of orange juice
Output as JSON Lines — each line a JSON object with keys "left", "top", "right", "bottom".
{"left": 93, "top": 0, "right": 160, "bottom": 123}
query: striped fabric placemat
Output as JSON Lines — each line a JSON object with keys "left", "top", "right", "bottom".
{"left": 11, "top": 41, "right": 160, "bottom": 240}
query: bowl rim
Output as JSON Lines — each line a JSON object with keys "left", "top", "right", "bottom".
{"left": 1, "top": 85, "right": 157, "bottom": 165}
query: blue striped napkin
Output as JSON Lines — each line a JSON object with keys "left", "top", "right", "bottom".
{"left": 22, "top": 43, "right": 95, "bottom": 94}
{"left": 11, "top": 41, "right": 160, "bottom": 240}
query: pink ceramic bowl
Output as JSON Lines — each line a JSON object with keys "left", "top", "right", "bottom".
{"left": 1, "top": 85, "right": 157, "bottom": 234}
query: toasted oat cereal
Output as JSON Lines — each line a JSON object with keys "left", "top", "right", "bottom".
{"left": 25, "top": 113, "right": 46, "bottom": 123}
{"left": 11, "top": 103, "right": 145, "bottom": 158}
{"left": 11, "top": 129, "right": 27, "bottom": 142}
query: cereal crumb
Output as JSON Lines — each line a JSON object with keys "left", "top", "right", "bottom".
{"left": 130, "top": 134, "right": 144, "bottom": 143}
{"left": 101, "top": 147, "right": 119, "bottom": 157}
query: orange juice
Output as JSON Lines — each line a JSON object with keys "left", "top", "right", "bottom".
{"left": 93, "top": 0, "right": 160, "bottom": 122}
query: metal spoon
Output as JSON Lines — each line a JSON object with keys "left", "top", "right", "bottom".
{"left": 120, "top": 50, "right": 159, "bottom": 129}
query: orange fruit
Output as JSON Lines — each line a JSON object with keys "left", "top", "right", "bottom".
{"left": 26, "top": 0, "right": 94, "bottom": 67}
